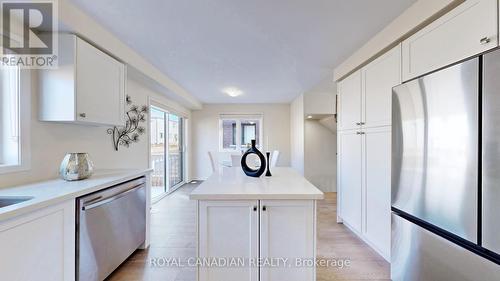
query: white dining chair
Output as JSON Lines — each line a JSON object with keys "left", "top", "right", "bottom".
{"left": 208, "top": 151, "right": 217, "bottom": 173}
{"left": 231, "top": 154, "right": 241, "bottom": 167}
{"left": 270, "top": 150, "right": 280, "bottom": 168}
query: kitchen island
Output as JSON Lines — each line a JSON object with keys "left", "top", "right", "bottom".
{"left": 190, "top": 167, "right": 324, "bottom": 281}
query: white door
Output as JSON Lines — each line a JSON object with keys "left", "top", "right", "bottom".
{"left": 260, "top": 200, "right": 315, "bottom": 281}
{"left": 338, "top": 70, "right": 362, "bottom": 131}
{"left": 362, "top": 45, "right": 401, "bottom": 128}
{"left": 338, "top": 130, "right": 362, "bottom": 232}
{"left": 363, "top": 127, "right": 391, "bottom": 260}
{"left": 0, "top": 201, "right": 75, "bottom": 281}
{"left": 198, "top": 200, "right": 259, "bottom": 281}
{"left": 76, "top": 38, "right": 125, "bottom": 126}
{"left": 402, "top": 0, "right": 497, "bottom": 81}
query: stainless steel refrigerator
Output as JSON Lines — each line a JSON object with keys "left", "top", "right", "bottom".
{"left": 392, "top": 49, "right": 500, "bottom": 280}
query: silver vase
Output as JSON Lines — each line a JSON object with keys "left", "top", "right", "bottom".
{"left": 59, "top": 153, "right": 94, "bottom": 181}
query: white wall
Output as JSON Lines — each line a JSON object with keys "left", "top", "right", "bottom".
{"left": 190, "top": 104, "right": 290, "bottom": 180}
{"left": 303, "top": 78, "right": 337, "bottom": 116}
{"left": 0, "top": 72, "right": 190, "bottom": 189}
{"left": 304, "top": 120, "right": 337, "bottom": 192}
{"left": 290, "top": 95, "right": 304, "bottom": 175}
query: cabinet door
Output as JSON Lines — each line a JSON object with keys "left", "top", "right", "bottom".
{"left": 402, "top": 0, "right": 497, "bottom": 81}
{"left": 338, "top": 130, "right": 362, "bottom": 232}
{"left": 198, "top": 200, "right": 259, "bottom": 281}
{"left": 362, "top": 46, "right": 401, "bottom": 128}
{"left": 364, "top": 127, "right": 391, "bottom": 260}
{"left": 76, "top": 38, "right": 125, "bottom": 126}
{"left": 260, "top": 200, "right": 315, "bottom": 281}
{"left": 0, "top": 200, "right": 75, "bottom": 281}
{"left": 338, "top": 70, "right": 362, "bottom": 131}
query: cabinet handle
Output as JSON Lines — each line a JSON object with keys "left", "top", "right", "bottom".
{"left": 360, "top": 132, "right": 365, "bottom": 135}
{"left": 356, "top": 132, "right": 361, "bottom": 135}
{"left": 79, "top": 113, "right": 86, "bottom": 118}
{"left": 356, "top": 122, "right": 361, "bottom": 125}
{"left": 360, "top": 122, "right": 365, "bottom": 125}
{"left": 480, "top": 37, "right": 491, "bottom": 45}
{"left": 253, "top": 206, "right": 257, "bottom": 212}
{"left": 262, "top": 206, "right": 267, "bottom": 211}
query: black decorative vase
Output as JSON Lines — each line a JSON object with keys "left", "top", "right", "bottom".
{"left": 265, "top": 152, "right": 272, "bottom": 177}
{"left": 241, "top": 140, "right": 267, "bottom": 177}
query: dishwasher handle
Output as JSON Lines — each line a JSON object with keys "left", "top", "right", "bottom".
{"left": 82, "top": 184, "right": 144, "bottom": 211}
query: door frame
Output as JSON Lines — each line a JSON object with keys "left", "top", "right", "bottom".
{"left": 148, "top": 97, "right": 187, "bottom": 203}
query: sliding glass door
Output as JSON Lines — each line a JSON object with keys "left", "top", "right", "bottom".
{"left": 150, "top": 107, "right": 166, "bottom": 198}
{"left": 168, "top": 114, "right": 183, "bottom": 188}
{"left": 150, "top": 106, "right": 185, "bottom": 200}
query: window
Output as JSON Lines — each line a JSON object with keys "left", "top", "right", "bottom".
{"left": 219, "top": 114, "right": 263, "bottom": 152}
{"left": 0, "top": 66, "right": 30, "bottom": 173}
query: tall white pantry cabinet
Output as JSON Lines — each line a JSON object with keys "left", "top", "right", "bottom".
{"left": 337, "top": 45, "right": 401, "bottom": 261}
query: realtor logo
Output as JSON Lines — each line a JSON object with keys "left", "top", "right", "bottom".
{"left": 1, "top": 1, "right": 58, "bottom": 68}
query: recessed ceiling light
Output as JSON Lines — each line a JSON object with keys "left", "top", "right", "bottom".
{"left": 223, "top": 87, "right": 243, "bottom": 97}
{"left": 307, "top": 115, "right": 313, "bottom": 119}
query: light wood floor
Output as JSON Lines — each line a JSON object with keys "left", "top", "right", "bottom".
{"left": 107, "top": 183, "right": 389, "bottom": 281}
{"left": 316, "top": 193, "right": 390, "bottom": 281}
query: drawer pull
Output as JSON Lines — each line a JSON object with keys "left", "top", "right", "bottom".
{"left": 480, "top": 37, "right": 491, "bottom": 45}
{"left": 79, "top": 113, "right": 86, "bottom": 118}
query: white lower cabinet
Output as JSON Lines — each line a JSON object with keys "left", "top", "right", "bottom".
{"left": 363, "top": 127, "right": 391, "bottom": 260}
{"left": 260, "top": 200, "right": 315, "bottom": 281}
{"left": 198, "top": 200, "right": 259, "bottom": 281}
{"left": 198, "top": 200, "right": 315, "bottom": 281}
{"left": 0, "top": 200, "right": 75, "bottom": 281}
{"left": 338, "top": 130, "right": 363, "bottom": 232}
{"left": 338, "top": 127, "right": 391, "bottom": 261}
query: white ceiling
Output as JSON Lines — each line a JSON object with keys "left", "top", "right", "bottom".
{"left": 69, "top": 0, "right": 416, "bottom": 104}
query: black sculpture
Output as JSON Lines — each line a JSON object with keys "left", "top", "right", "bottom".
{"left": 265, "top": 152, "right": 272, "bottom": 177}
{"left": 241, "top": 139, "right": 266, "bottom": 177}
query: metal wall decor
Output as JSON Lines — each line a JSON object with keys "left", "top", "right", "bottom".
{"left": 108, "top": 95, "right": 148, "bottom": 151}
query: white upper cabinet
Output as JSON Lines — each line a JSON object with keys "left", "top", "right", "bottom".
{"left": 40, "top": 34, "right": 126, "bottom": 126}
{"left": 338, "top": 45, "right": 400, "bottom": 131}
{"left": 402, "top": 0, "right": 498, "bottom": 81}
{"left": 362, "top": 45, "right": 401, "bottom": 128}
{"left": 338, "top": 70, "right": 362, "bottom": 131}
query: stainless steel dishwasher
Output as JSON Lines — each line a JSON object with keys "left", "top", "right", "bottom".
{"left": 76, "top": 177, "right": 146, "bottom": 281}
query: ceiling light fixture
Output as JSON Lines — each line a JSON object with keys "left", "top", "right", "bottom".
{"left": 223, "top": 87, "right": 243, "bottom": 97}
{"left": 307, "top": 115, "right": 313, "bottom": 119}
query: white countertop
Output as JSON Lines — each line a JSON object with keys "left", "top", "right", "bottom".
{"left": 190, "top": 167, "right": 324, "bottom": 200}
{"left": 0, "top": 169, "right": 152, "bottom": 221}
